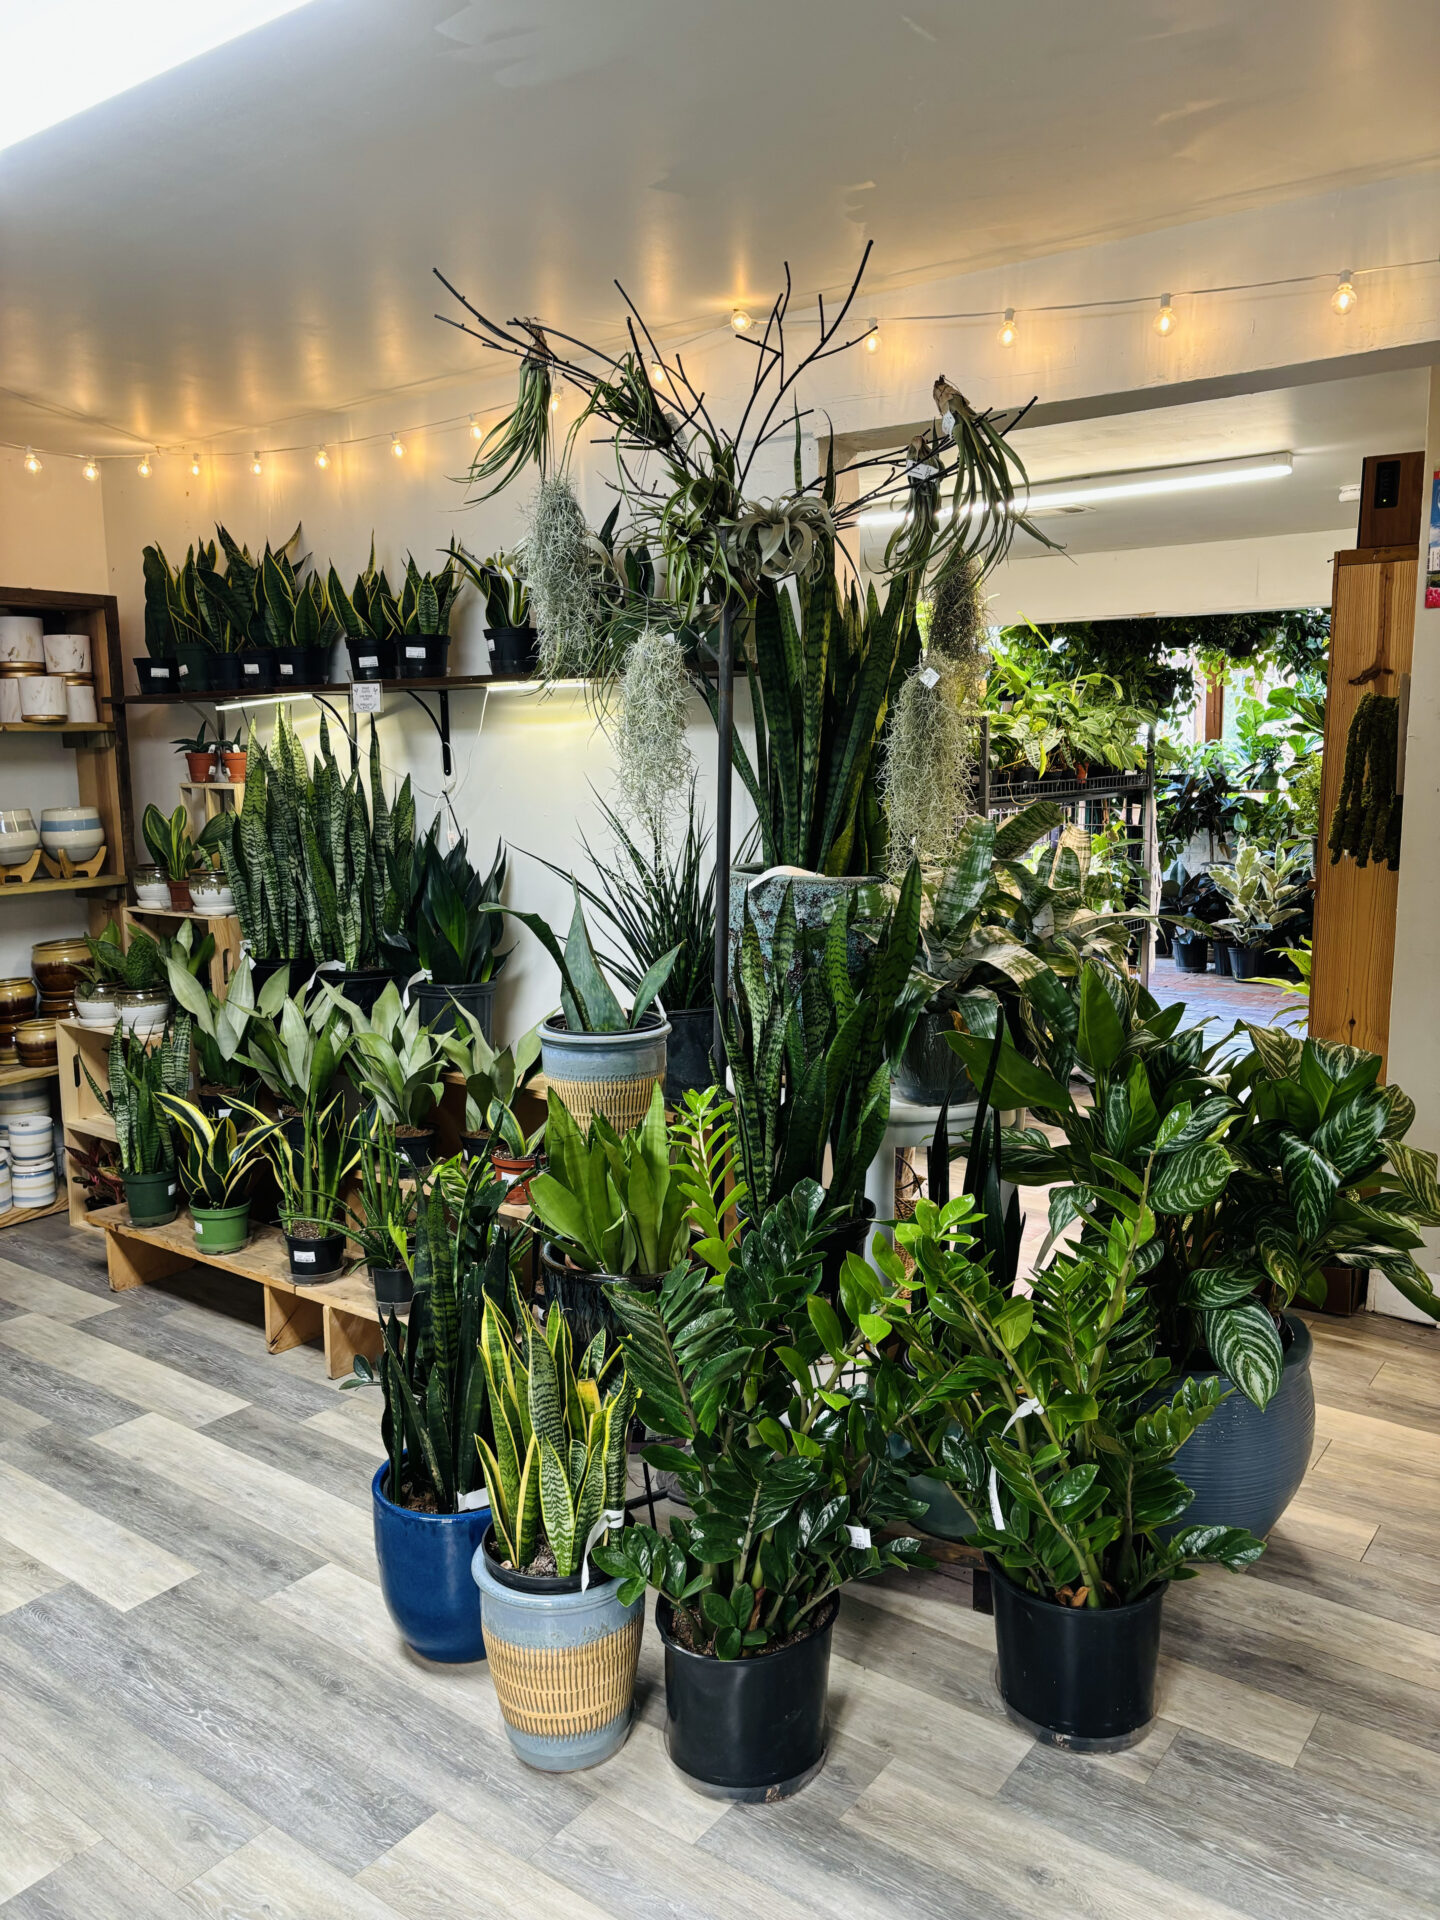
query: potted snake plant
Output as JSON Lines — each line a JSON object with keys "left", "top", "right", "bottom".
{"left": 469, "top": 1289, "right": 639, "bottom": 1771}
{"left": 347, "top": 1118, "right": 419, "bottom": 1308}
{"left": 155, "top": 1094, "right": 283, "bottom": 1253}
{"left": 85, "top": 1021, "right": 191, "bottom": 1226}
{"left": 438, "top": 1011, "right": 544, "bottom": 1193}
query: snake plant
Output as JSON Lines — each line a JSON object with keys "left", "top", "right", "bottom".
{"left": 480, "top": 888, "right": 676, "bottom": 1033}
{"left": 317, "top": 979, "right": 445, "bottom": 1132}
{"left": 155, "top": 1095, "right": 284, "bottom": 1208}
{"left": 437, "top": 1012, "right": 543, "bottom": 1152}
{"left": 476, "top": 1287, "right": 634, "bottom": 1577}
{"left": 528, "top": 1084, "right": 690, "bottom": 1278}
{"left": 86, "top": 1021, "right": 191, "bottom": 1177}
{"left": 141, "top": 803, "right": 195, "bottom": 883}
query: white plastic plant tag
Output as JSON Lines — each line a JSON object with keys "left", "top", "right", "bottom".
{"left": 405, "top": 645, "right": 425, "bottom": 659}
{"left": 279, "top": 662, "right": 295, "bottom": 676}
{"left": 166, "top": 1182, "right": 177, "bottom": 1197}
{"left": 989, "top": 1397, "right": 1042, "bottom": 1528}
{"left": 846, "top": 1524, "right": 872, "bottom": 1550}
{"left": 243, "top": 662, "right": 259, "bottom": 675}
{"left": 358, "top": 655, "right": 378, "bottom": 669}
{"left": 919, "top": 666, "right": 940, "bottom": 689}
{"left": 580, "top": 1508, "right": 626, "bottom": 1591}
{"left": 152, "top": 665, "right": 171, "bottom": 679}
{"left": 940, "top": 411, "right": 956, "bottom": 435}
{"left": 458, "top": 1488, "right": 488, "bottom": 1512}
{"left": 294, "top": 1248, "right": 315, "bottom": 1264}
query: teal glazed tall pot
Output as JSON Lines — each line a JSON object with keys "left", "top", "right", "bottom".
{"left": 540, "top": 1011, "right": 668, "bottom": 1134}
{"left": 471, "top": 1527, "right": 643, "bottom": 1771}
{"left": 1170, "top": 1313, "right": 1315, "bottom": 1538}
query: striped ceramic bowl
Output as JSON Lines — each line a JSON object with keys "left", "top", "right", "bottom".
{"left": 39, "top": 807, "right": 104, "bottom": 861}
{"left": 12, "top": 1161, "right": 55, "bottom": 1209}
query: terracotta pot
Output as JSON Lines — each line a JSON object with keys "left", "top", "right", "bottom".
{"left": 185, "top": 752, "right": 213, "bottom": 782}
{"left": 167, "top": 880, "right": 193, "bottom": 911}
{"left": 223, "top": 751, "right": 247, "bottom": 782}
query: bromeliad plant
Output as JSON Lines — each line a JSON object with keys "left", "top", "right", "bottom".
{"left": 877, "top": 1194, "right": 1264, "bottom": 1606}
{"left": 594, "top": 1178, "right": 928, "bottom": 1657}
{"left": 529, "top": 1085, "right": 691, "bottom": 1279}
{"left": 155, "top": 1095, "right": 284, "bottom": 1210}
{"left": 481, "top": 887, "right": 677, "bottom": 1034}
{"left": 87, "top": 1021, "right": 191, "bottom": 1177}
{"left": 947, "top": 963, "right": 1440, "bottom": 1407}
{"left": 476, "top": 1287, "right": 635, "bottom": 1578}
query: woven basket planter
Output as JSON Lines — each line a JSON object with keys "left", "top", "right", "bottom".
{"left": 472, "top": 1526, "right": 642, "bottom": 1771}
{"left": 540, "top": 1012, "right": 669, "bottom": 1133}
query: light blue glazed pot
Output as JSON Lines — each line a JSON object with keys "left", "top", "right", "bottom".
{"left": 540, "top": 1012, "right": 669, "bottom": 1131}
{"left": 472, "top": 1527, "right": 643, "bottom": 1772}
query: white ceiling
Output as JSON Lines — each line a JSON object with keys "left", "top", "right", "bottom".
{"left": 3, "top": 0, "right": 1439, "bottom": 452}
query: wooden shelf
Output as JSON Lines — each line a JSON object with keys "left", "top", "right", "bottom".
{"left": 0, "top": 722, "right": 115, "bottom": 735}
{"left": 0, "top": 1197, "right": 67, "bottom": 1232}
{"left": 0, "top": 1062, "right": 59, "bottom": 1089}
{"left": 0, "top": 873, "right": 126, "bottom": 900}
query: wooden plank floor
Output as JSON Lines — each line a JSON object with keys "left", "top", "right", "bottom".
{"left": 1, "top": 1213, "right": 1439, "bottom": 1918}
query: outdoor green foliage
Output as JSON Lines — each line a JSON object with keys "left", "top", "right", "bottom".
{"left": 593, "top": 1179, "right": 928, "bottom": 1657}
{"left": 320, "top": 980, "right": 444, "bottom": 1132}
{"left": 726, "top": 868, "right": 922, "bottom": 1224}
{"left": 877, "top": 1195, "right": 1264, "bottom": 1606}
{"left": 1208, "top": 842, "right": 1307, "bottom": 948}
{"left": 348, "top": 1119, "right": 420, "bottom": 1271}
{"left": 209, "top": 712, "right": 415, "bottom": 967}
{"left": 947, "top": 963, "right": 1440, "bottom": 1407}
{"left": 155, "top": 1095, "right": 283, "bottom": 1208}
{"left": 481, "top": 888, "right": 677, "bottom": 1033}
{"left": 984, "top": 653, "right": 1150, "bottom": 780}
{"left": 141, "top": 802, "right": 194, "bottom": 882}
{"left": 347, "top": 1166, "right": 510, "bottom": 1513}
{"left": 166, "top": 950, "right": 287, "bottom": 1093}
{"left": 529, "top": 1086, "right": 692, "bottom": 1278}
{"left": 1328, "top": 692, "right": 1402, "bottom": 870}
{"left": 1157, "top": 746, "right": 1241, "bottom": 863}
{"left": 407, "top": 820, "right": 509, "bottom": 986}
{"left": 438, "top": 1012, "right": 544, "bottom": 1153}
{"left": 451, "top": 548, "right": 530, "bottom": 630}
{"left": 88, "top": 1022, "right": 191, "bottom": 1176}
{"left": 475, "top": 1286, "right": 634, "bottom": 1577}
{"left": 538, "top": 786, "right": 715, "bottom": 1015}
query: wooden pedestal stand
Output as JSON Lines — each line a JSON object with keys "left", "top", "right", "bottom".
{"left": 40, "top": 845, "right": 108, "bottom": 881}
{"left": 0, "top": 851, "right": 42, "bottom": 886}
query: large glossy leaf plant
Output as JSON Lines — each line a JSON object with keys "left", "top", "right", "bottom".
{"left": 948, "top": 962, "right": 1440, "bottom": 1408}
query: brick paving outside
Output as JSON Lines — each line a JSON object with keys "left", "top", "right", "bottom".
{"left": 1146, "top": 952, "right": 1296, "bottom": 1036}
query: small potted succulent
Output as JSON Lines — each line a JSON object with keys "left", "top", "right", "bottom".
{"left": 173, "top": 721, "right": 217, "bottom": 783}
{"left": 470, "top": 1292, "right": 639, "bottom": 1770}
{"left": 141, "top": 802, "right": 197, "bottom": 911}
{"left": 85, "top": 1022, "right": 190, "bottom": 1226}
{"left": 346, "top": 1170, "right": 507, "bottom": 1663}
{"left": 218, "top": 730, "right": 248, "bottom": 783}
{"left": 348, "top": 1119, "right": 419, "bottom": 1308}
{"left": 156, "top": 1093, "right": 283, "bottom": 1252}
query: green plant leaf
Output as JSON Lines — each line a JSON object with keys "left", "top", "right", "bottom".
{"left": 1150, "top": 1141, "right": 1231, "bottom": 1216}
{"left": 1203, "top": 1302, "right": 1284, "bottom": 1409}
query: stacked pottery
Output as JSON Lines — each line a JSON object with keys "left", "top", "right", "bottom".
{"left": 0, "top": 1151, "right": 11, "bottom": 1215}
{"left": 9, "top": 1112, "right": 57, "bottom": 1210}
{"left": 32, "top": 938, "right": 89, "bottom": 1020}
{"left": 0, "top": 619, "right": 45, "bottom": 729}
{"left": 0, "top": 978, "right": 37, "bottom": 1063}
{"left": 0, "top": 810, "right": 39, "bottom": 870}
{"left": 19, "top": 676, "right": 67, "bottom": 725}
{"left": 16, "top": 1020, "right": 57, "bottom": 1068}
{"left": 39, "top": 808, "right": 104, "bottom": 868}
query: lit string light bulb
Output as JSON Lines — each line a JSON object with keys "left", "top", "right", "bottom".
{"left": 649, "top": 360, "right": 666, "bottom": 384}
{"left": 549, "top": 395, "right": 561, "bottom": 413}
{"left": 1331, "top": 270, "right": 1357, "bottom": 315}
{"left": 730, "top": 307, "right": 752, "bottom": 333}
{"left": 469, "top": 414, "right": 483, "bottom": 440}
{"left": 864, "top": 319, "right": 880, "bottom": 353}
{"left": 190, "top": 452, "right": 202, "bottom": 476}
{"left": 82, "top": 457, "right": 98, "bottom": 482}
{"left": 137, "top": 454, "right": 152, "bottom": 478}
{"left": 1154, "top": 294, "right": 1176, "bottom": 337}
{"left": 250, "top": 451, "right": 263, "bottom": 476}
{"left": 390, "top": 434, "right": 405, "bottom": 459}
{"left": 22, "top": 446, "right": 41, "bottom": 474}
{"left": 314, "top": 446, "right": 330, "bottom": 469}
{"left": 997, "top": 307, "right": 1018, "bottom": 348}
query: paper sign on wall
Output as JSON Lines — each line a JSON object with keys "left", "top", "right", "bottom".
{"left": 350, "top": 681, "right": 382, "bottom": 715}
{"left": 1427, "top": 469, "right": 1440, "bottom": 609}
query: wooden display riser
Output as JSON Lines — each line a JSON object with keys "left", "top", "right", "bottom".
{"left": 91, "top": 1204, "right": 385, "bottom": 1379}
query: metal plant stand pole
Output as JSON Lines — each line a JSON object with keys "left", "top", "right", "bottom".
{"left": 712, "top": 597, "right": 737, "bottom": 1065}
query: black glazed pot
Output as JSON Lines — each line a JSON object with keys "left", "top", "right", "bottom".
{"left": 988, "top": 1558, "right": 1164, "bottom": 1751}
{"left": 134, "top": 657, "right": 177, "bottom": 696}
{"left": 210, "top": 653, "right": 243, "bottom": 691}
{"left": 415, "top": 978, "right": 496, "bottom": 1040}
{"left": 540, "top": 1240, "right": 659, "bottom": 1350}
{"left": 486, "top": 625, "right": 539, "bottom": 674}
{"left": 657, "top": 1593, "right": 838, "bottom": 1800}
{"left": 236, "top": 649, "right": 277, "bottom": 692}
{"left": 285, "top": 1227, "right": 345, "bottom": 1279}
{"left": 893, "top": 1007, "right": 976, "bottom": 1107}
{"left": 346, "top": 634, "right": 396, "bottom": 681}
{"left": 818, "top": 1200, "right": 875, "bottom": 1297}
{"left": 663, "top": 1007, "right": 714, "bottom": 1103}
{"left": 397, "top": 636, "right": 449, "bottom": 679}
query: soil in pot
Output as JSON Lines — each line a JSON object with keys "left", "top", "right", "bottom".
{"left": 345, "top": 635, "right": 396, "bottom": 681}
{"left": 134, "top": 658, "right": 175, "bottom": 695}
{"left": 988, "top": 1558, "right": 1164, "bottom": 1750}
{"left": 372, "top": 1462, "right": 489, "bottom": 1663}
{"left": 124, "top": 1169, "right": 178, "bottom": 1227}
{"left": 284, "top": 1219, "right": 345, "bottom": 1278}
{"left": 658, "top": 1592, "right": 838, "bottom": 1799}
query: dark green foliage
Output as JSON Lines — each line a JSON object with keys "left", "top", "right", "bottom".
{"left": 86, "top": 1021, "right": 191, "bottom": 1177}
{"left": 1327, "top": 693, "right": 1402, "bottom": 870}
{"left": 479, "top": 888, "right": 676, "bottom": 1033}
{"left": 403, "top": 820, "right": 508, "bottom": 987}
{"left": 594, "top": 1180, "right": 928, "bottom": 1656}
{"left": 726, "top": 867, "right": 922, "bottom": 1226}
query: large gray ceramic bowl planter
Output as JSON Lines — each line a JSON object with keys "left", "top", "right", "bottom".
{"left": 541, "top": 1012, "right": 668, "bottom": 1133}
{"left": 727, "top": 867, "right": 888, "bottom": 982}
{"left": 1170, "top": 1313, "right": 1315, "bottom": 1538}
{"left": 471, "top": 1527, "right": 643, "bottom": 1772}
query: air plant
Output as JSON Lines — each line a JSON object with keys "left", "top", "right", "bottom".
{"left": 523, "top": 475, "right": 607, "bottom": 680}
{"left": 465, "top": 321, "right": 554, "bottom": 501}
{"left": 610, "top": 625, "right": 694, "bottom": 834}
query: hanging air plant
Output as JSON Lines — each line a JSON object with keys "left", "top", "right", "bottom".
{"left": 522, "top": 475, "right": 606, "bottom": 681}
{"left": 465, "top": 323, "right": 554, "bottom": 502}
{"left": 611, "top": 626, "right": 694, "bottom": 836}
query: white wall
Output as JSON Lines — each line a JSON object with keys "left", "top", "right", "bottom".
{"left": 0, "top": 460, "right": 113, "bottom": 981}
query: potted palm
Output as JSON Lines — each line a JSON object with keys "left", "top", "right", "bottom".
{"left": 346, "top": 1169, "right": 507, "bottom": 1662}
{"left": 469, "top": 1291, "right": 639, "bottom": 1771}
{"left": 481, "top": 888, "right": 675, "bottom": 1133}
{"left": 347, "top": 1119, "right": 419, "bottom": 1308}
{"left": 596, "top": 1171, "right": 928, "bottom": 1799}
{"left": 528, "top": 1084, "right": 692, "bottom": 1349}
{"left": 884, "top": 1193, "right": 1263, "bottom": 1749}
{"left": 155, "top": 1094, "right": 283, "bottom": 1252}
{"left": 320, "top": 979, "right": 445, "bottom": 1169}
{"left": 85, "top": 1021, "right": 191, "bottom": 1226}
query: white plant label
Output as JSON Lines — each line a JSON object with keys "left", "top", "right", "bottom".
{"left": 293, "top": 1248, "right": 315, "bottom": 1264}
{"left": 350, "top": 681, "right": 381, "bottom": 715}
{"left": 279, "top": 663, "right": 295, "bottom": 676}
{"left": 152, "top": 666, "right": 170, "bottom": 679}
{"left": 358, "top": 654, "right": 378, "bottom": 669}
{"left": 243, "top": 663, "right": 259, "bottom": 676}
{"left": 405, "top": 646, "right": 425, "bottom": 659}
{"left": 458, "top": 1488, "right": 488, "bottom": 1512}
{"left": 919, "top": 666, "right": 941, "bottom": 689}
{"left": 847, "top": 1525, "right": 872, "bottom": 1550}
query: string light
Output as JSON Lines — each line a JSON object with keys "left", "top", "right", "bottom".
{"left": 250, "top": 451, "right": 263, "bottom": 475}
{"left": 82, "top": 458, "right": 98, "bottom": 482}
{"left": 22, "top": 447, "right": 41, "bottom": 474}
{"left": 549, "top": 396, "right": 561, "bottom": 413}
{"left": 649, "top": 360, "right": 666, "bottom": 384}
{"left": 136, "top": 454, "right": 152, "bottom": 478}
{"left": 190, "top": 452, "right": 202, "bottom": 475}
{"left": 1331, "top": 270, "right": 1357, "bottom": 314}
{"left": 997, "top": 307, "right": 1018, "bottom": 348}
{"left": 390, "top": 434, "right": 405, "bottom": 459}
{"left": 730, "top": 307, "right": 752, "bottom": 333}
{"left": 864, "top": 320, "right": 881, "bottom": 353}
{"left": 469, "top": 414, "right": 483, "bottom": 440}
{"left": 1154, "top": 294, "right": 1176, "bottom": 336}
{"left": 314, "top": 445, "right": 330, "bottom": 469}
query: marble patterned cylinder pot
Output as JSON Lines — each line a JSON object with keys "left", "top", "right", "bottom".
{"left": 43, "top": 632, "right": 91, "bottom": 675}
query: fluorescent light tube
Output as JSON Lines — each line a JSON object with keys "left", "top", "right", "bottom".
{"left": 859, "top": 452, "right": 1294, "bottom": 528}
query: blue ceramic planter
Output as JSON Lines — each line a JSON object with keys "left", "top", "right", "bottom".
{"left": 371, "top": 1463, "right": 490, "bottom": 1664}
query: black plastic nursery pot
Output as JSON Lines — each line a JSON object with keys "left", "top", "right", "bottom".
{"left": 173, "top": 643, "right": 212, "bottom": 691}
{"left": 370, "top": 1264, "right": 414, "bottom": 1310}
{"left": 208, "top": 653, "right": 243, "bottom": 691}
{"left": 312, "top": 965, "right": 399, "bottom": 1014}
{"left": 1172, "top": 934, "right": 1210, "bottom": 974}
{"left": 124, "top": 1168, "right": 178, "bottom": 1228}
{"left": 485, "top": 625, "right": 539, "bottom": 673}
{"left": 415, "top": 978, "right": 496, "bottom": 1039}
{"left": 284, "top": 1224, "right": 346, "bottom": 1279}
{"left": 397, "top": 635, "right": 449, "bottom": 679}
{"left": 988, "top": 1558, "right": 1164, "bottom": 1751}
{"left": 663, "top": 1007, "right": 714, "bottom": 1104}
{"left": 657, "top": 1593, "right": 838, "bottom": 1800}
{"left": 345, "top": 634, "right": 396, "bottom": 681}
{"left": 236, "top": 648, "right": 277, "bottom": 692}
{"left": 271, "top": 646, "right": 312, "bottom": 688}
{"left": 395, "top": 1128, "right": 439, "bottom": 1172}
{"left": 1230, "top": 944, "right": 1269, "bottom": 982}
{"left": 1213, "top": 942, "right": 1235, "bottom": 977}
{"left": 134, "top": 657, "right": 177, "bottom": 696}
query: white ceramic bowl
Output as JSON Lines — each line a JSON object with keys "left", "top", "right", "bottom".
{"left": 76, "top": 987, "right": 118, "bottom": 1026}
{"left": 19, "top": 675, "right": 67, "bottom": 723}
{"left": 43, "top": 632, "right": 91, "bottom": 675}
{"left": 0, "top": 810, "right": 39, "bottom": 866}
{"left": 8, "top": 1116, "right": 55, "bottom": 1160}
{"left": 191, "top": 882, "right": 235, "bottom": 914}
{"left": 0, "top": 616, "right": 44, "bottom": 665}
{"left": 0, "top": 679, "right": 21, "bottom": 723}
{"left": 39, "top": 807, "right": 104, "bottom": 861}
{"left": 0, "top": 1164, "right": 12, "bottom": 1213}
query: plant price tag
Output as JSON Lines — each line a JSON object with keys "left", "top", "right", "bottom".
{"left": 919, "top": 666, "right": 940, "bottom": 689}
{"left": 846, "top": 1524, "right": 872, "bottom": 1550}
{"left": 350, "top": 681, "right": 382, "bottom": 716}
{"left": 458, "top": 1488, "right": 488, "bottom": 1511}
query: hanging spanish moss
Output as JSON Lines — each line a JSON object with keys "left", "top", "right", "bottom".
{"left": 611, "top": 625, "right": 694, "bottom": 836}
{"left": 522, "top": 475, "right": 605, "bottom": 681}
{"left": 926, "top": 549, "right": 988, "bottom": 694}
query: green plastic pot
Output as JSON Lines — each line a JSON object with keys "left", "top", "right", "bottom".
{"left": 124, "top": 1169, "right": 178, "bottom": 1227}
{"left": 191, "top": 1201, "right": 251, "bottom": 1254}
